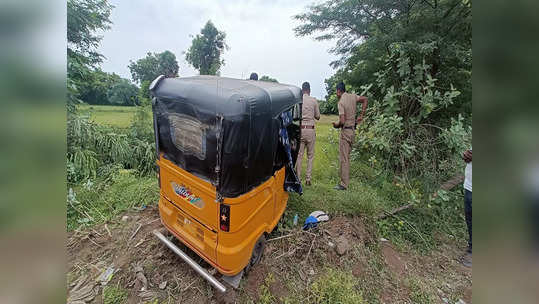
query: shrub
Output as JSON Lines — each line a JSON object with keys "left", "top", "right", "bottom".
{"left": 356, "top": 42, "right": 471, "bottom": 185}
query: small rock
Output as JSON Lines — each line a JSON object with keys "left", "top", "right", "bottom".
{"left": 380, "top": 237, "right": 389, "bottom": 242}
{"left": 308, "top": 269, "right": 315, "bottom": 276}
{"left": 335, "top": 235, "right": 350, "bottom": 255}
{"left": 136, "top": 272, "right": 148, "bottom": 291}
{"left": 437, "top": 288, "right": 443, "bottom": 294}
{"left": 328, "top": 241, "right": 335, "bottom": 248}
{"left": 121, "top": 216, "right": 129, "bottom": 222}
{"left": 159, "top": 281, "right": 167, "bottom": 289}
{"left": 442, "top": 297, "right": 449, "bottom": 303}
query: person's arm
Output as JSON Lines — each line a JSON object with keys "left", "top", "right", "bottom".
{"left": 333, "top": 101, "right": 345, "bottom": 128}
{"left": 332, "top": 115, "right": 345, "bottom": 128}
{"left": 356, "top": 95, "right": 368, "bottom": 125}
{"left": 314, "top": 100, "right": 321, "bottom": 120}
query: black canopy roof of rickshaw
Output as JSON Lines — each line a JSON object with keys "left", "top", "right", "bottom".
{"left": 149, "top": 76, "right": 302, "bottom": 198}
{"left": 150, "top": 75, "right": 302, "bottom": 118}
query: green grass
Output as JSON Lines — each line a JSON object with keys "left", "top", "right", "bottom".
{"left": 103, "top": 285, "right": 128, "bottom": 304}
{"left": 289, "top": 115, "right": 402, "bottom": 219}
{"left": 310, "top": 269, "right": 365, "bottom": 304}
{"left": 77, "top": 104, "right": 137, "bottom": 128}
{"left": 287, "top": 115, "right": 466, "bottom": 252}
{"left": 407, "top": 277, "right": 435, "bottom": 304}
{"left": 67, "top": 169, "right": 158, "bottom": 231}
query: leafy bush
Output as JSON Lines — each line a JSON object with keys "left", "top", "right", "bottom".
{"left": 319, "top": 94, "right": 338, "bottom": 114}
{"left": 356, "top": 43, "right": 471, "bottom": 184}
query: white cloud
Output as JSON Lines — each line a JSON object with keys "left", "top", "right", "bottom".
{"left": 98, "top": 0, "right": 337, "bottom": 99}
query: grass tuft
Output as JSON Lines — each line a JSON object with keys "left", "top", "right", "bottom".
{"left": 103, "top": 285, "right": 128, "bottom": 304}
{"left": 310, "top": 269, "right": 364, "bottom": 304}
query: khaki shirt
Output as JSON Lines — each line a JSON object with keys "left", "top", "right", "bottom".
{"left": 337, "top": 92, "right": 359, "bottom": 127}
{"left": 301, "top": 94, "right": 320, "bottom": 126}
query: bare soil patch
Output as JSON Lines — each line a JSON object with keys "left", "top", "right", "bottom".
{"left": 244, "top": 264, "right": 268, "bottom": 301}
{"left": 67, "top": 210, "right": 471, "bottom": 303}
{"left": 381, "top": 241, "right": 407, "bottom": 277}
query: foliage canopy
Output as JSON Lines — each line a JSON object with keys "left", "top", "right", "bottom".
{"left": 259, "top": 75, "right": 279, "bottom": 83}
{"left": 128, "top": 50, "right": 179, "bottom": 84}
{"left": 185, "top": 20, "right": 228, "bottom": 75}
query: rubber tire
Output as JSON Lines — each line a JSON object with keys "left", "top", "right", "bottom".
{"left": 244, "top": 234, "right": 266, "bottom": 274}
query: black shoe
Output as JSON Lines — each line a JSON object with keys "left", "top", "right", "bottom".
{"left": 306, "top": 180, "right": 311, "bottom": 186}
{"left": 334, "top": 184, "right": 346, "bottom": 190}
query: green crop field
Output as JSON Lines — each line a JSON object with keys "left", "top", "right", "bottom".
{"left": 77, "top": 104, "right": 138, "bottom": 128}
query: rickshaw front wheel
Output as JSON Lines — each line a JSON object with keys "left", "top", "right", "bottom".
{"left": 244, "top": 234, "right": 266, "bottom": 274}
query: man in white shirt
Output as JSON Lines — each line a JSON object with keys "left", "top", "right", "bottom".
{"left": 462, "top": 148, "right": 472, "bottom": 267}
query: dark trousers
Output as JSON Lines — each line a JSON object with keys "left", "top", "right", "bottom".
{"left": 464, "top": 189, "right": 472, "bottom": 253}
{"left": 532, "top": 195, "right": 539, "bottom": 250}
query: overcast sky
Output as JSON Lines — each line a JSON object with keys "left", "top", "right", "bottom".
{"left": 97, "top": 0, "right": 337, "bottom": 99}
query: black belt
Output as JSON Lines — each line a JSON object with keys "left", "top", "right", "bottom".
{"left": 343, "top": 126, "right": 355, "bottom": 130}
{"left": 301, "top": 125, "right": 315, "bottom": 129}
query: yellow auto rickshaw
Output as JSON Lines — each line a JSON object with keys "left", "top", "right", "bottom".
{"left": 149, "top": 75, "right": 303, "bottom": 292}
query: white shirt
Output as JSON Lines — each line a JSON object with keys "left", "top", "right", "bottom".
{"left": 463, "top": 147, "right": 472, "bottom": 193}
{"left": 464, "top": 162, "right": 472, "bottom": 192}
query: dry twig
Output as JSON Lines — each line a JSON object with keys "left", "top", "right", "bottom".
{"left": 129, "top": 223, "right": 142, "bottom": 242}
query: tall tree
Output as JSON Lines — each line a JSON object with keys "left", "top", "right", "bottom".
{"left": 77, "top": 69, "right": 121, "bottom": 105}
{"left": 294, "top": 0, "right": 472, "bottom": 111}
{"left": 67, "top": 0, "right": 113, "bottom": 105}
{"left": 185, "top": 21, "right": 228, "bottom": 75}
{"left": 128, "top": 50, "right": 179, "bottom": 84}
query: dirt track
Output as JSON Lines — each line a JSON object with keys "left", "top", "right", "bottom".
{"left": 67, "top": 205, "right": 471, "bottom": 303}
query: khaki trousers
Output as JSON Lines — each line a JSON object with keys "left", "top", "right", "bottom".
{"left": 296, "top": 129, "right": 316, "bottom": 182}
{"left": 339, "top": 129, "right": 355, "bottom": 188}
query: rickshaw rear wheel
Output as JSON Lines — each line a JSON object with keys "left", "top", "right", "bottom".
{"left": 244, "top": 234, "right": 266, "bottom": 274}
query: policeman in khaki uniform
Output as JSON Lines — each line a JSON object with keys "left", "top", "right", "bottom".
{"left": 332, "top": 82, "right": 368, "bottom": 190}
{"left": 295, "top": 82, "right": 320, "bottom": 186}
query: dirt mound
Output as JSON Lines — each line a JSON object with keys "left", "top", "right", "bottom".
{"left": 380, "top": 241, "right": 407, "bottom": 277}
